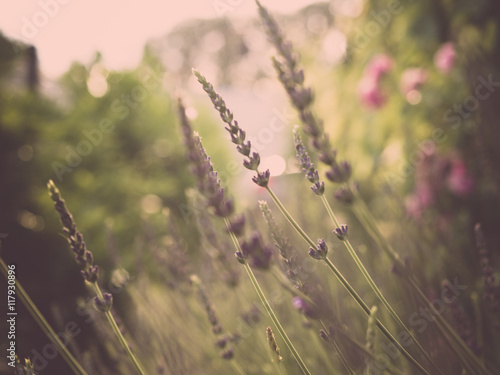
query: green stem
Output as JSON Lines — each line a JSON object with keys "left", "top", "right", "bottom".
{"left": 224, "top": 218, "right": 312, "bottom": 375}
{"left": 0, "top": 256, "right": 88, "bottom": 375}
{"left": 265, "top": 186, "right": 430, "bottom": 375}
{"left": 318, "top": 321, "right": 354, "bottom": 375}
{"left": 91, "top": 284, "right": 147, "bottom": 375}
{"left": 321, "top": 195, "right": 443, "bottom": 375}
{"left": 320, "top": 320, "right": 405, "bottom": 375}
{"left": 265, "top": 187, "right": 316, "bottom": 247}
{"left": 409, "top": 277, "right": 491, "bottom": 375}
{"left": 353, "top": 195, "right": 493, "bottom": 375}
{"left": 231, "top": 359, "right": 247, "bottom": 375}
{"left": 323, "top": 258, "right": 429, "bottom": 375}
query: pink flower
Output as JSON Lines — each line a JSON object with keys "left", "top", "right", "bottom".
{"left": 357, "top": 77, "right": 387, "bottom": 109}
{"left": 400, "top": 68, "right": 428, "bottom": 95}
{"left": 365, "top": 54, "right": 394, "bottom": 81}
{"left": 358, "top": 54, "right": 393, "bottom": 109}
{"left": 446, "top": 158, "right": 474, "bottom": 196}
{"left": 434, "top": 42, "right": 456, "bottom": 74}
{"left": 405, "top": 184, "right": 434, "bottom": 219}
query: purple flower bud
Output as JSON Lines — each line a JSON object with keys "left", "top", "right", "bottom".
{"left": 226, "top": 214, "right": 246, "bottom": 236}
{"left": 220, "top": 347, "right": 234, "bottom": 360}
{"left": 252, "top": 170, "right": 271, "bottom": 187}
{"left": 308, "top": 248, "right": 322, "bottom": 260}
{"left": 221, "top": 109, "right": 234, "bottom": 124}
{"left": 310, "top": 181, "right": 325, "bottom": 196}
{"left": 236, "top": 141, "right": 251, "bottom": 157}
{"left": 334, "top": 187, "right": 354, "bottom": 205}
{"left": 334, "top": 225, "right": 348, "bottom": 241}
{"left": 316, "top": 239, "right": 328, "bottom": 257}
{"left": 82, "top": 265, "right": 99, "bottom": 283}
{"left": 292, "top": 297, "right": 317, "bottom": 319}
{"left": 326, "top": 161, "right": 352, "bottom": 183}
{"left": 290, "top": 87, "right": 313, "bottom": 110}
{"left": 214, "top": 199, "right": 234, "bottom": 218}
{"left": 243, "top": 152, "right": 261, "bottom": 171}
{"left": 235, "top": 251, "right": 248, "bottom": 265}
{"left": 94, "top": 292, "right": 113, "bottom": 312}
{"left": 211, "top": 324, "right": 223, "bottom": 335}
{"left": 230, "top": 128, "right": 246, "bottom": 145}
{"left": 215, "top": 336, "right": 228, "bottom": 348}
{"left": 292, "top": 296, "right": 307, "bottom": 310}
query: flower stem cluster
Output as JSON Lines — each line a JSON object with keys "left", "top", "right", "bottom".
{"left": 256, "top": 1, "right": 352, "bottom": 196}
{"left": 192, "top": 69, "right": 270, "bottom": 188}
{"left": 179, "top": 99, "right": 272, "bottom": 271}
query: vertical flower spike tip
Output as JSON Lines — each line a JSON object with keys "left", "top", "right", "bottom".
{"left": 47, "top": 180, "right": 99, "bottom": 284}
{"left": 192, "top": 69, "right": 270, "bottom": 187}
{"left": 293, "top": 127, "right": 325, "bottom": 196}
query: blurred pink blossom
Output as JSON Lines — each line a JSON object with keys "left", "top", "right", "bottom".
{"left": 366, "top": 54, "right": 394, "bottom": 80}
{"left": 358, "top": 54, "right": 393, "bottom": 109}
{"left": 400, "top": 68, "right": 428, "bottom": 95}
{"left": 405, "top": 153, "right": 474, "bottom": 219}
{"left": 405, "top": 183, "right": 434, "bottom": 219}
{"left": 447, "top": 158, "right": 474, "bottom": 196}
{"left": 434, "top": 42, "right": 456, "bottom": 74}
{"left": 357, "top": 77, "right": 387, "bottom": 109}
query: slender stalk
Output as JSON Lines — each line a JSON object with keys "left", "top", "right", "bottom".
{"left": 320, "top": 195, "right": 443, "bottom": 375}
{"left": 265, "top": 185, "right": 430, "bottom": 375}
{"left": 265, "top": 187, "right": 315, "bottom": 247}
{"left": 318, "top": 321, "right": 354, "bottom": 375}
{"left": 230, "top": 359, "right": 247, "bottom": 375}
{"left": 224, "top": 218, "right": 312, "bottom": 375}
{"left": 0, "top": 256, "right": 88, "bottom": 375}
{"left": 409, "top": 276, "right": 491, "bottom": 375}
{"left": 91, "top": 283, "right": 147, "bottom": 375}
{"left": 353, "top": 195, "right": 494, "bottom": 375}
{"left": 320, "top": 320, "right": 405, "bottom": 375}
{"left": 323, "top": 257, "right": 430, "bottom": 375}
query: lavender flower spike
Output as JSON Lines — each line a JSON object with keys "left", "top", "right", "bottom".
{"left": 257, "top": 0, "right": 353, "bottom": 202}
{"left": 47, "top": 180, "right": 99, "bottom": 284}
{"left": 178, "top": 98, "right": 234, "bottom": 218}
{"left": 192, "top": 69, "right": 270, "bottom": 187}
{"left": 293, "top": 126, "right": 324, "bottom": 196}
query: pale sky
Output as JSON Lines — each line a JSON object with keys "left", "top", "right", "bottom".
{"left": 0, "top": 0, "right": 322, "bottom": 77}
